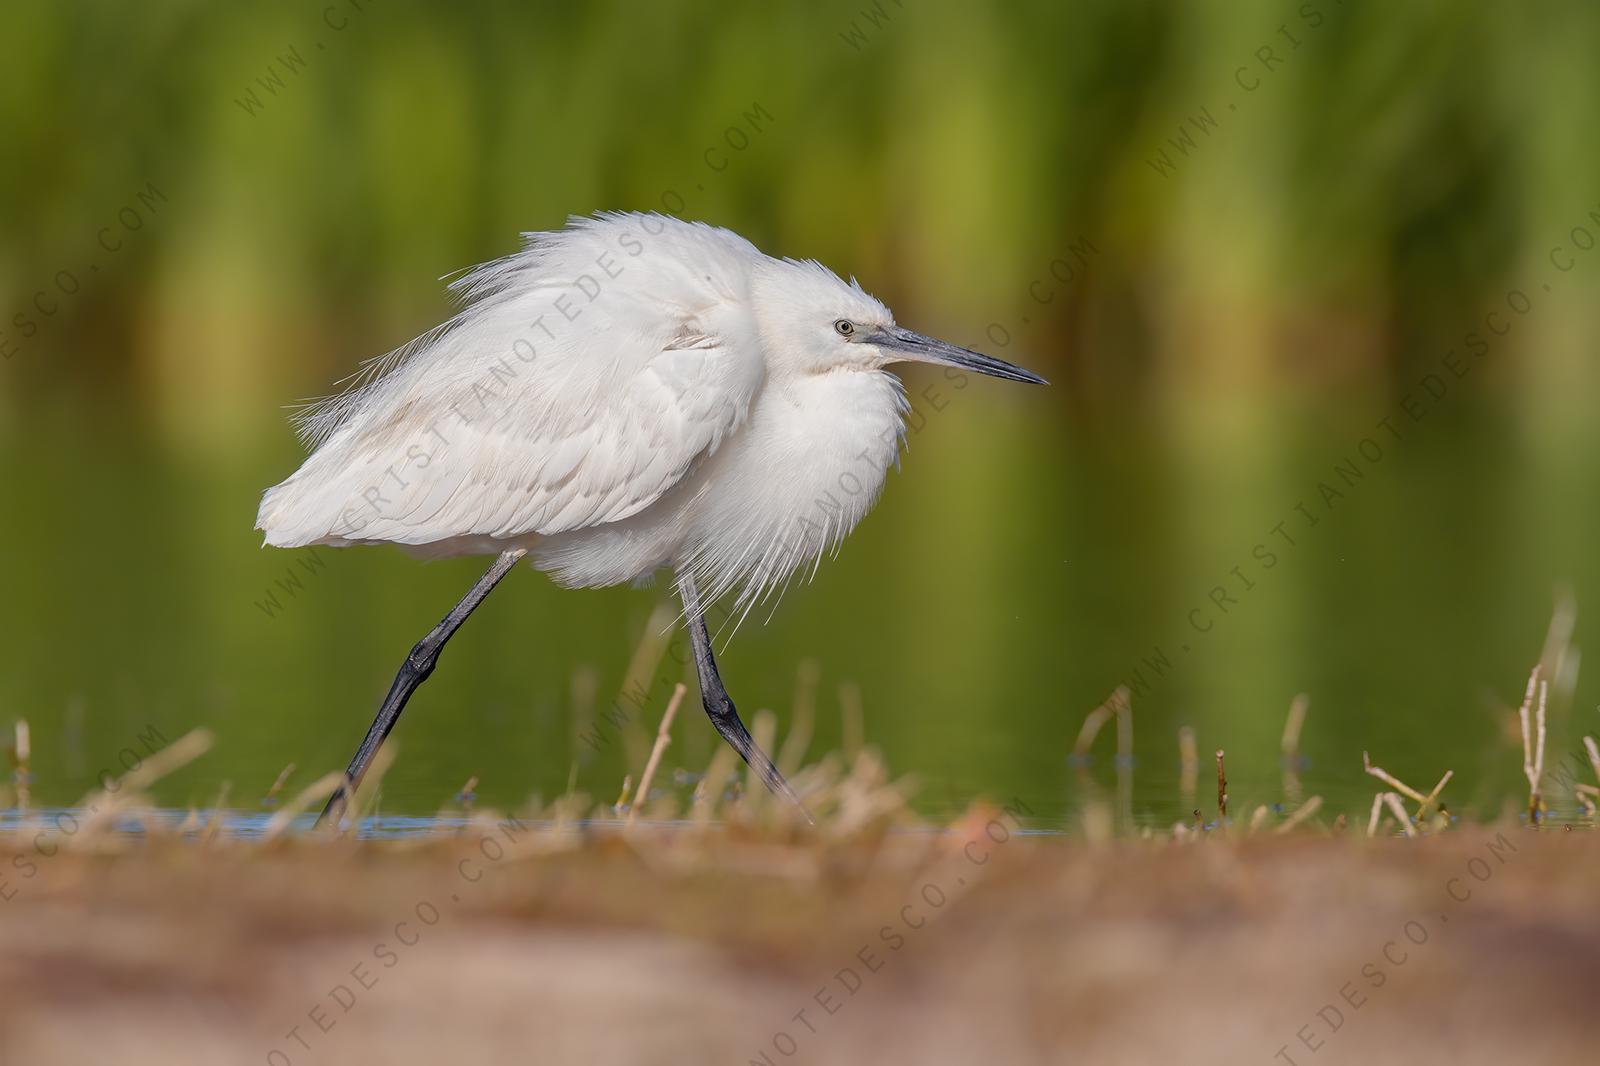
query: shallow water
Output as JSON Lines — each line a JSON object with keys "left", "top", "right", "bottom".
{"left": 2, "top": 398, "right": 1598, "bottom": 832}
{"left": 0, "top": 807, "right": 467, "bottom": 841}
{"left": 0, "top": 806, "right": 1073, "bottom": 843}
{"left": 2, "top": 805, "right": 1592, "bottom": 851}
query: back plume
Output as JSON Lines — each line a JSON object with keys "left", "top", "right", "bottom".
{"left": 256, "top": 213, "right": 769, "bottom": 552}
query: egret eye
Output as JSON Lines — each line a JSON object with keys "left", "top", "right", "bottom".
{"left": 834, "top": 319, "right": 855, "bottom": 337}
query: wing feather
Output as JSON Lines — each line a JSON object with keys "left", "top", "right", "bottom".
{"left": 258, "top": 214, "right": 765, "bottom": 549}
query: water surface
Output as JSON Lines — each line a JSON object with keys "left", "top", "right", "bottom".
{"left": 2, "top": 393, "right": 1596, "bottom": 832}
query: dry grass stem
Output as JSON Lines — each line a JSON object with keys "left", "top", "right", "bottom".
{"left": 1275, "top": 795, "right": 1323, "bottom": 834}
{"left": 349, "top": 739, "right": 397, "bottom": 828}
{"left": 1079, "top": 798, "right": 1113, "bottom": 843}
{"left": 263, "top": 762, "right": 295, "bottom": 806}
{"left": 1382, "top": 792, "right": 1417, "bottom": 837}
{"left": 692, "top": 744, "right": 739, "bottom": 826}
{"left": 614, "top": 599, "right": 678, "bottom": 768}
{"left": 200, "top": 782, "right": 232, "bottom": 845}
{"left": 1518, "top": 667, "right": 1547, "bottom": 817}
{"left": 265, "top": 771, "right": 348, "bottom": 839}
{"left": 1281, "top": 694, "right": 1308, "bottom": 802}
{"left": 74, "top": 728, "right": 216, "bottom": 836}
{"left": 1416, "top": 770, "right": 1453, "bottom": 820}
{"left": 12, "top": 718, "right": 30, "bottom": 811}
{"left": 453, "top": 775, "right": 479, "bottom": 818}
{"left": 1178, "top": 726, "right": 1197, "bottom": 799}
{"left": 629, "top": 683, "right": 685, "bottom": 823}
{"left": 827, "top": 750, "right": 912, "bottom": 838}
{"left": 1215, "top": 749, "right": 1227, "bottom": 821}
{"left": 1538, "top": 586, "right": 1577, "bottom": 693}
{"left": 1282, "top": 694, "right": 1309, "bottom": 755}
{"left": 746, "top": 710, "right": 780, "bottom": 816}
{"left": 1073, "top": 687, "right": 1128, "bottom": 756}
{"left": 1361, "top": 751, "right": 1428, "bottom": 805}
{"left": 1115, "top": 698, "right": 1133, "bottom": 829}
{"left": 777, "top": 661, "right": 819, "bottom": 776}
{"left": 1366, "top": 792, "right": 1385, "bottom": 837}
{"left": 118, "top": 728, "right": 215, "bottom": 794}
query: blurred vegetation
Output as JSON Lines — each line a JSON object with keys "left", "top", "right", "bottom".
{"left": 1, "top": 1, "right": 1598, "bottom": 822}
{"left": 5, "top": 0, "right": 1599, "bottom": 437}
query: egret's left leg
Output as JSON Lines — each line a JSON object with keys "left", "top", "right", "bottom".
{"left": 677, "top": 572, "right": 811, "bottom": 822}
{"left": 315, "top": 548, "right": 527, "bottom": 829}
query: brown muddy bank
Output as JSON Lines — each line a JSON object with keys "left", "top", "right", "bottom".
{"left": 0, "top": 825, "right": 1595, "bottom": 1066}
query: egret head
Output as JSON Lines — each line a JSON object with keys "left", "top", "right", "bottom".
{"left": 756, "top": 258, "right": 1048, "bottom": 385}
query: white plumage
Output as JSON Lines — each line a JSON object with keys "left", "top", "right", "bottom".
{"left": 261, "top": 212, "right": 1048, "bottom": 825}
{"left": 258, "top": 212, "right": 1042, "bottom": 624}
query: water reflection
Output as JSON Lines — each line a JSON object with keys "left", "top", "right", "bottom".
{"left": 1, "top": 397, "right": 1597, "bottom": 832}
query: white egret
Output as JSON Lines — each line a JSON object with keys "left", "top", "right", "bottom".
{"left": 257, "top": 212, "right": 1046, "bottom": 825}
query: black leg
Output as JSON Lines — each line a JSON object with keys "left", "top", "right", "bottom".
{"left": 677, "top": 571, "right": 811, "bottom": 822}
{"left": 317, "top": 548, "right": 527, "bottom": 828}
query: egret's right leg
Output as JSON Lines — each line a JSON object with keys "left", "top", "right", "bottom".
{"left": 677, "top": 571, "right": 811, "bottom": 823}
{"left": 316, "top": 548, "right": 527, "bottom": 829}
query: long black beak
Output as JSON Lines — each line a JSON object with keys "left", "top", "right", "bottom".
{"left": 868, "top": 325, "right": 1048, "bottom": 385}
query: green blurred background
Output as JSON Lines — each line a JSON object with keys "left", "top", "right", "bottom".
{"left": 2, "top": 0, "right": 1598, "bottom": 825}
